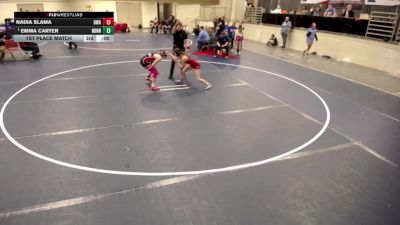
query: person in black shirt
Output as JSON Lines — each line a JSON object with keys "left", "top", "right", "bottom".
{"left": 193, "top": 25, "right": 200, "bottom": 36}
{"left": 169, "top": 22, "right": 188, "bottom": 80}
{"left": 342, "top": 4, "right": 354, "bottom": 18}
{"left": 19, "top": 42, "right": 42, "bottom": 59}
{"left": 266, "top": 34, "right": 278, "bottom": 46}
{"left": 68, "top": 42, "right": 77, "bottom": 50}
{"left": 214, "top": 31, "right": 230, "bottom": 59}
{"left": 0, "top": 31, "right": 5, "bottom": 61}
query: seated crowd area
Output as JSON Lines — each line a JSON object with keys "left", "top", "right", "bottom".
{"left": 150, "top": 16, "right": 245, "bottom": 59}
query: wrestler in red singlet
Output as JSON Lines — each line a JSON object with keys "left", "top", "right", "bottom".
{"left": 170, "top": 48, "right": 212, "bottom": 90}
{"left": 140, "top": 50, "right": 168, "bottom": 91}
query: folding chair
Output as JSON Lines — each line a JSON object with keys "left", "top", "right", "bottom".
{"left": 4, "top": 39, "right": 27, "bottom": 60}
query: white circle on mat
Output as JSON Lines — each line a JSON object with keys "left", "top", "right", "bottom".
{"left": 0, "top": 61, "right": 331, "bottom": 176}
{"left": 62, "top": 42, "right": 169, "bottom": 51}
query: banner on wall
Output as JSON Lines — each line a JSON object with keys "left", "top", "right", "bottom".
{"left": 330, "top": 0, "right": 364, "bottom": 9}
{"left": 365, "top": 0, "right": 400, "bottom": 5}
{"left": 330, "top": 0, "right": 364, "bottom": 4}
{"left": 301, "top": 0, "right": 329, "bottom": 4}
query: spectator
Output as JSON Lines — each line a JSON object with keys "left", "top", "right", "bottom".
{"left": 343, "top": 4, "right": 354, "bottom": 18}
{"left": 281, "top": 16, "right": 291, "bottom": 48}
{"left": 216, "top": 25, "right": 223, "bottom": 37}
{"left": 303, "top": 22, "right": 318, "bottom": 55}
{"left": 160, "top": 20, "right": 169, "bottom": 34}
{"left": 235, "top": 25, "right": 244, "bottom": 55}
{"left": 314, "top": 7, "right": 322, "bottom": 16}
{"left": 150, "top": 17, "right": 160, "bottom": 34}
{"left": 68, "top": 42, "right": 77, "bottom": 50}
{"left": 193, "top": 25, "right": 200, "bottom": 36}
{"left": 0, "top": 31, "right": 5, "bottom": 62}
{"left": 5, "top": 19, "right": 13, "bottom": 37}
{"left": 324, "top": 4, "right": 337, "bottom": 17}
{"left": 208, "top": 27, "right": 217, "bottom": 45}
{"left": 213, "top": 17, "right": 218, "bottom": 29}
{"left": 309, "top": 7, "right": 315, "bottom": 15}
{"left": 214, "top": 31, "right": 230, "bottom": 59}
{"left": 226, "top": 21, "right": 237, "bottom": 51}
{"left": 19, "top": 42, "right": 42, "bottom": 59}
{"left": 197, "top": 26, "right": 210, "bottom": 51}
{"left": 267, "top": 34, "right": 278, "bottom": 47}
{"left": 165, "top": 15, "right": 176, "bottom": 34}
{"left": 237, "top": 20, "right": 245, "bottom": 31}
{"left": 217, "top": 17, "right": 225, "bottom": 31}
{"left": 271, "top": 5, "right": 281, "bottom": 14}
{"left": 301, "top": 6, "right": 309, "bottom": 15}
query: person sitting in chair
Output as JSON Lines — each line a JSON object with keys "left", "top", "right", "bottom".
{"left": 197, "top": 26, "right": 210, "bottom": 51}
{"left": 214, "top": 31, "right": 230, "bottom": 59}
{"left": 151, "top": 17, "right": 160, "bottom": 34}
{"left": 0, "top": 31, "right": 6, "bottom": 61}
{"left": 19, "top": 42, "right": 42, "bottom": 59}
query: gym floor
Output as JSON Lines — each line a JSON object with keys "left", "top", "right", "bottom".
{"left": 0, "top": 32, "right": 399, "bottom": 225}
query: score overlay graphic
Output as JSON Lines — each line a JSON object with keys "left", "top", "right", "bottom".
{"left": 13, "top": 12, "right": 114, "bottom": 42}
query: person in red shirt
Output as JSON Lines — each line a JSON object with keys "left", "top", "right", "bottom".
{"left": 169, "top": 48, "right": 212, "bottom": 90}
{"left": 140, "top": 50, "right": 168, "bottom": 91}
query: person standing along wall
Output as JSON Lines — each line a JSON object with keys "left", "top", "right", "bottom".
{"left": 280, "top": 16, "right": 292, "bottom": 48}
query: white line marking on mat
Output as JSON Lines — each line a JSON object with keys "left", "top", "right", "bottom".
{"left": 0, "top": 142, "right": 351, "bottom": 218}
{"left": 7, "top": 82, "right": 242, "bottom": 105}
{"left": 51, "top": 73, "right": 148, "bottom": 81}
{"left": 217, "top": 105, "right": 286, "bottom": 115}
{"left": 234, "top": 75, "right": 397, "bottom": 167}
{"left": 45, "top": 54, "right": 143, "bottom": 59}
{"left": 0, "top": 175, "right": 203, "bottom": 218}
{"left": 62, "top": 42, "right": 170, "bottom": 51}
{"left": 0, "top": 61, "right": 331, "bottom": 176}
{"left": 158, "top": 84, "right": 187, "bottom": 88}
{"left": 221, "top": 83, "right": 246, "bottom": 87}
{"left": 244, "top": 47, "right": 400, "bottom": 98}
{"left": 10, "top": 95, "right": 98, "bottom": 105}
{"left": 354, "top": 142, "right": 399, "bottom": 167}
{"left": 38, "top": 42, "right": 47, "bottom": 46}
{"left": 316, "top": 87, "right": 400, "bottom": 123}
{"left": 139, "top": 86, "right": 190, "bottom": 94}
{"left": 0, "top": 68, "right": 227, "bottom": 86}
{"left": 126, "top": 40, "right": 140, "bottom": 42}
{"left": 2, "top": 105, "right": 285, "bottom": 141}
{"left": 0, "top": 73, "right": 148, "bottom": 86}
{"left": 4, "top": 118, "right": 179, "bottom": 140}
{"left": 278, "top": 142, "right": 355, "bottom": 161}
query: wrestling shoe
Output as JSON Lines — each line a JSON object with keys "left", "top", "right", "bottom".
{"left": 151, "top": 86, "right": 160, "bottom": 91}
